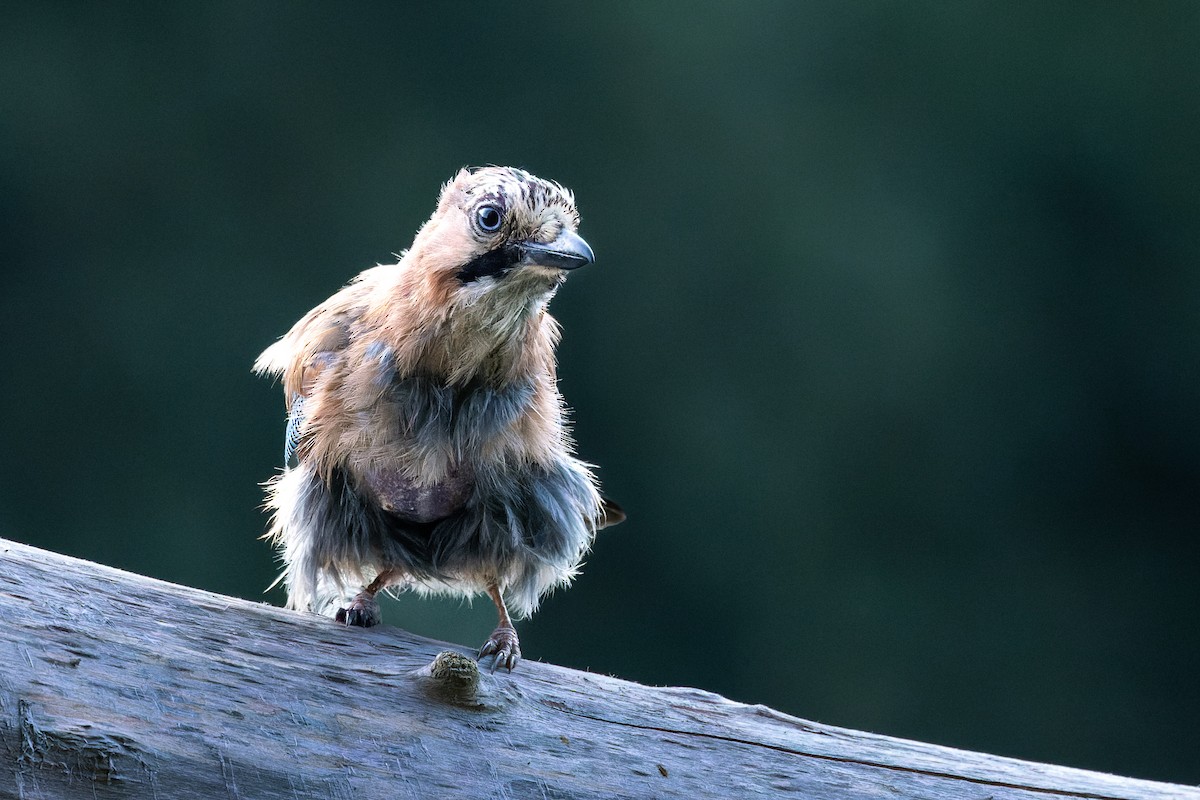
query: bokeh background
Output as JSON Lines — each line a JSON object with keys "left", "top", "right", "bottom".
{"left": 2, "top": 2, "right": 1197, "bottom": 785}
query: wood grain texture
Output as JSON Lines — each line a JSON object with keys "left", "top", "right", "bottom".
{"left": 0, "top": 537, "right": 1194, "bottom": 799}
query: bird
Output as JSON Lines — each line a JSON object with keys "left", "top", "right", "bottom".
{"left": 255, "top": 166, "right": 623, "bottom": 671}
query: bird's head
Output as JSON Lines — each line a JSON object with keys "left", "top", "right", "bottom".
{"left": 407, "top": 166, "right": 594, "bottom": 301}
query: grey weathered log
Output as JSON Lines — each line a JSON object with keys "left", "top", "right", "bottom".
{"left": 0, "top": 538, "right": 1194, "bottom": 800}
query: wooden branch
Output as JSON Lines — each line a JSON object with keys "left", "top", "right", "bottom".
{"left": 0, "top": 538, "right": 1194, "bottom": 800}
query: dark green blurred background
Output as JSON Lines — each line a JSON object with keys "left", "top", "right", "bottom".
{"left": 2, "top": 2, "right": 1197, "bottom": 785}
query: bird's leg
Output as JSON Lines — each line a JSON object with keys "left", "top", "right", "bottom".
{"left": 335, "top": 568, "right": 403, "bottom": 628}
{"left": 478, "top": 583, "right": 521, "bottom": 671}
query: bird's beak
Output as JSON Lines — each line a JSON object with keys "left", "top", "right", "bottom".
{"left": 516, "top": 230, "right": 595, "bottom": 271}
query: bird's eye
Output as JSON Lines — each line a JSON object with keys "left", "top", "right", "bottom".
{"left": 476, "top": 205, "right": 503, "bottom": 232}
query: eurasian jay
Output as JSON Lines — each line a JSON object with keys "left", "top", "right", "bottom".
{"left": 256, "top": 166, "right": 622, "bottom": 670}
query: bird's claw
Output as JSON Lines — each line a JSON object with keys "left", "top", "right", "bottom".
{"left": 478, "top": 625, "right": 521, "bottom": 672}
{"left": 335, "top": 591, "right": 382, "bottom": 627}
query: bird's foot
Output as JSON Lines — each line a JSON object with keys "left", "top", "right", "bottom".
{"left": 335, "top": 591, "right": 382, "bottom": 627}
{"left": 479, "top": 624, "right": 521, "bottom": 672}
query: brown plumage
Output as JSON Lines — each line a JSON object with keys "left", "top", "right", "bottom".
{"left": 255, "top": 166, "right": 622, "bottom": 670}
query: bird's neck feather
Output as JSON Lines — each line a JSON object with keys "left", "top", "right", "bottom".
{"left": 368, "top": 261, "right": 561, "bottom": 387}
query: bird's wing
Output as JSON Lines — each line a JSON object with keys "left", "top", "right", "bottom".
{"left": 257, "top": 275, "right": 382, "bottom": 466}
{"left": 284, "top": 394, "right": 306, "bottom": 467}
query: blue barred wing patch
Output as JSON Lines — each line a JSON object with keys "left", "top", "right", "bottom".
{"left": 284, "top": 394, "right": 306, "bottom": 468}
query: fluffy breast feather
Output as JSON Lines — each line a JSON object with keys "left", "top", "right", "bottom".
{"left": 255, "top": 258, "right": 568, "bottom": 490}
